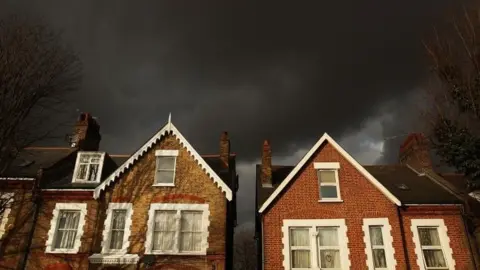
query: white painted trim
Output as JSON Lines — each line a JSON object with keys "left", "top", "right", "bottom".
{"left": 155, "top": 149, "right": 179, "bottom": 156}
{"left": 154, "top": 154, "right": 177, "bottom": 187}
{"left": 101, "top": 203, "right": 134, "bottom": 254}
{"left": 282, "top": 219, "right": 350, "bottom": 270}
{"left": 93, "top": 121, "right": 232, "bottom": 201}
{"left": 410, "top": 219, "right": 455, "bottom": 270}
{"left": 72, "top": 151, "right": 106, "bottom": 184}
{"left": 362, "top": 218, "right": 397, "bottom": 270}
{"left": 42, "top": 189, "right": 94, "bottom": 191}
{"left": 259, "top": 133, "right": 401, "bottom": 213}
{"left": 88, "top": 254, "right": 139, "bottom": 264}
{"left": 145, "top": 203, "right": 210, "bottom": 255}
{"left": 0, "top": 177, "right": 35, "bottom": 181}
{"left": 45, "top": 203, "right": 87, "bottom": 254}
{"left": 314, "top": 162, "right": 340, "bottom": 169}
{"left": 318, "top": 168, "right": 342, "bottom": 202}
{"left": 0, "top": 193, "right": 14, "bottom": 239}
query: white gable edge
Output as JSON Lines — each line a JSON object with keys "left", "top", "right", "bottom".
{"left": 93, "top": 122, "right": 233, "bottom": 201}
{"left": 258, "top": 133, "right": 401, "bottom": 213}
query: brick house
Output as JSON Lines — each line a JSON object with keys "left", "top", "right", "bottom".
{"left": 255, "top": 133, "right": 478, "bottom": 270}
{"left": 0, "top": 113, "right": 238, "bottom": 269}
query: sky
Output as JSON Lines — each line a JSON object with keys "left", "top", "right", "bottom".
{"left": 2, "top": 0, "right": 472, "bottom": 224}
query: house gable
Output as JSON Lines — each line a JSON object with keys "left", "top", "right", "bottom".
{"left": 258, "top": 133, "right": 401, "bottom": 213}
{"left": 93, "top": 118, "right": 233, "bottom": 200}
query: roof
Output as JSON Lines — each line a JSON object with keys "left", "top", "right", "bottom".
{"left": 93, "top": 119, "right": 233, "bottom": 200}
{"left": 255, "top": 164, "right": 463, "bottom": 211}
{"left": 364, "top": 165, "right": 462, "bottom": 204}
{"left": 1, "top": 147, "right": 76, "bottom": 178}
{"left": 257, "top": 133, "right": 401, "bottom": 213}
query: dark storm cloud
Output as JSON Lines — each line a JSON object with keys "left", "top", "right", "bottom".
{"left": 2, "top": 0, "right": 469, "bottom": 161}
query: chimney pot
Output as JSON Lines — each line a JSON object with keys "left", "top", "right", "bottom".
{"left": 261, "top": 140, "right": 272, "bottom": 187}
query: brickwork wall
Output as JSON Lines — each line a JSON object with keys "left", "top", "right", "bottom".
{"left": 0, "top": 185, "right": 35, "bottom": 269}
{"left": 25, "top": 196, "right": 99, "bottom": 270}
{"left": 99, "top": 133, "right": 227, "bottom": 269}
{"left": 261, "top": 142, "right": 475, "bottom": 270}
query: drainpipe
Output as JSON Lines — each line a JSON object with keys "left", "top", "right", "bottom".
{"left": 396, "top": 206, "right": 411, "bottom": 270}
{"left": 17, "top": 168, "right": 43, "bottom": 270}
{"left": 460, "top": 204, "right": 479, "bottom": 270}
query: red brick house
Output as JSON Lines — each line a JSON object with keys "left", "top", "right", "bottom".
{"left": 255, "top": 133, "right": 478, "bottom": 270}
{"left": 0, "top": 113, "right": 238, "bottom": 269}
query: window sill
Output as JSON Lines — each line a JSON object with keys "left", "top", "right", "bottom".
{"left": 145, "top": 251, "right": 206, "bottom": 256}
{"left": 45, "top": 248, "right": 79, "bottom": 254}
{"left": 72, "top": 179, "right": 100, "bottom": 184}
{"left": 318, "top": 199, "right": 343, "bottom": 203}
{"left": 89, "top": 254, "right": 139, "bottom": 264}
{"left": 152, "top": 183, "right": 175, "bottom": 187}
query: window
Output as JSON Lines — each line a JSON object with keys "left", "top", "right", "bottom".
{"left": 101, "top": 203, "right": 133, "bottom": 254}
{"left": 314, "top": 162, "right": 341, "bottom": 201}
{"left": 363, "top": 218, "right": 396, "bottom": 270}
{"left": 282, "top": 219, "right": 350, "bottom": 270}
{"left": 145, "top": 203, "right": 209, "bottom": 255}
{"left": 411, "top": 219, "right": 455, "bottom": 270}
{"left": 72, "top": 152, "right": 105, "bottom": 183}
{"left": 154, "top": 150, "right": 178, "bottom": 186}
{"left": 46, "top": 203, "right": 87, "bottom": 254}
{"left": 289, "top": 228, "right": 311, "bottom": 268}
{"left": 0, "top": 193, "right": 14, "bottom": 239}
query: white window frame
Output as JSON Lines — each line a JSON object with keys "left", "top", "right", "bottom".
{"left": 45, "top": 203, "right": 87, "bottom": 254}
{"left": 363, "top": 218, "right": 397, "bottom": 270}
{"left": 411, "top": 219, "right": 455, "bottom": 270}
{"left": 145, "top": 203, "right": 210, "bottom": 255}
{"left": 314, "top": 162, "right": 342, "bottom": 202}
{"left": 72, "top": 151, "right": 106, "bottom": 183}
{"left": 282, "top": 219, "right": 351, "bottom": 270}
{"left": 0, "top": 193, "right": 14, "bottom": 239}
{"left": 153, "top": 150, "right": 178, "bottom": 187}
{"left": 100, "top": 203, "right": 133, "bottom": 255}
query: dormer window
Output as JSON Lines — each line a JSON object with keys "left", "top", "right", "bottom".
{"left": 72, "top": 152, "right": 105, "bottom": 183}
{"left": 314, "top": 162, "right": 342, "bottom": 202}
{"left": 154, "top": 150, "right": 178, "bottom": 186}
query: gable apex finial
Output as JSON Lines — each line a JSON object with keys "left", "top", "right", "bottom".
{"left": 167, "top": 112, "right": 172, "bottom": 130}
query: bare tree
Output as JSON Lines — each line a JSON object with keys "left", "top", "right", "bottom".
{"left": 422, "top": 4, "right": 480, "bottom": 191}
{"left": 0, "top": 14, "right": 81, "bottom": 267}
{"left": 0, "top": 15, "right": 82, "bottom": 175}
{"left": 233, "top": 224, "right": 256, "bottom": 270}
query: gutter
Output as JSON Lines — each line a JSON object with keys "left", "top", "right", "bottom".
{"left": 396, "top": 206, "right": 411, "bottom": 270}
{"left": 460, "top": 204, "right": 479, "bottom": 270}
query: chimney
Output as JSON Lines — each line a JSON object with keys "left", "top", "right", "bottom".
{"left": 261, "top": 140, "right": 272, "bottom": 187}
{"left": 71, "top": 113, "right": 101, "bottom": 151}
{"left": 220, "top": 131, "right": 230, "bottom": 167}
{"left": 399, "top": 133, "right": 432, "bottom": 170}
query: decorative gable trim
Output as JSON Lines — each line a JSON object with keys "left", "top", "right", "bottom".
{"left": 93, "top": 118, "right": 233, "bottom": 201}
{"left": 258, "top": 133, "right": 401, "bottom": 213}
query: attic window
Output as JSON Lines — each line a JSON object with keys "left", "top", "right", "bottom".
{"left": 396, "top": 183, "right": 410, "bottom": 190}
{"left": 314, "top": 162, "right": 342, "bottom": 202}
{"left": 72, "top": 152, "right": 105, "bottom": 183}
{"left": 154, "top": 150, "right": 179, "bottom": 186}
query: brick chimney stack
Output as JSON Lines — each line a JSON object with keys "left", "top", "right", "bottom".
{"left": 399, "top": 133, "right": 432, "bottom": 170}
{"left": 261, "top": 140, "right": 272, "bottom": 187}
{"left": 71, "top": 113, "right": 101, "bottom": 151}
{"left": 220, "top": 131, "right": 230, "bottom": 167}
